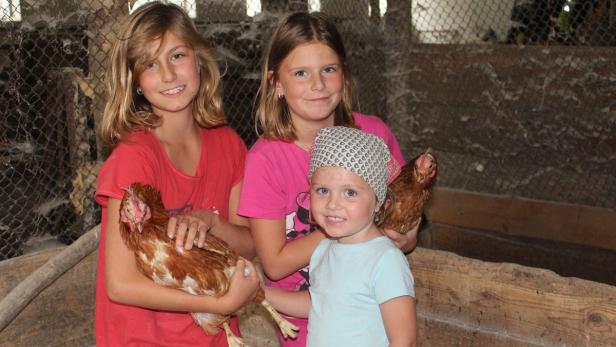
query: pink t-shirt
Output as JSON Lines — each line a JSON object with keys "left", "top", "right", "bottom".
{"left": 238, "top": 113, "right": 406, "bottom": 346}
{"left": 95, "top": 126, "right": 246, "bottom": 347}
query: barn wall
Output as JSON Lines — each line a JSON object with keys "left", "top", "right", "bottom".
{"left": 391, "top": 44, "right": 616, "bottom": 209}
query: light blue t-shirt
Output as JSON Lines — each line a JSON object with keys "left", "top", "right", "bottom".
{"left": 307, "top": 236, "right": 415, "bottom": 347}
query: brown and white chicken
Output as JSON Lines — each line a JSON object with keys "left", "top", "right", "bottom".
{"left": 119, "top": 182, "right": 298, "bottom": 347}
{"left": 379, "top": 149, "right": 438, "bottom": 234}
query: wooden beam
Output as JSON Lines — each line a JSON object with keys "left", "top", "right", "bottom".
{"left": 425, "top": 187, "right": 616, "bottom": 252}
{"left": 409, "top": 247, "right": 616, "bottom": 346}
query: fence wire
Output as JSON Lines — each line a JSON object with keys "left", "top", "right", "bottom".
{"left": 1, "top": 0, "right": 614, "bottom": 260}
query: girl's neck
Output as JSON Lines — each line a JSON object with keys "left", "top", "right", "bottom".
{"left": 153, "top": 113, "right": 199, "bottom": 146}
{"left": 293, "top": 116, "right": 335, "bottom": 151}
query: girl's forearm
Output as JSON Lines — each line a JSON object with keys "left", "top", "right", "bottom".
{"left": 261, "top": 231, "right": 325, "bottom": 280}
{"left": 208, "top": 214, "right": 255, "bottom": 259}
{"left": 264, "top": 287, "right": 310, "bottom": 318}
{"left": 106, "top": 267, "right": 237, "bottom": 314}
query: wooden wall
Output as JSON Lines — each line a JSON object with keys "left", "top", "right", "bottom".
{"left": 2, "top": 243, "right": 616, "bottom": 346}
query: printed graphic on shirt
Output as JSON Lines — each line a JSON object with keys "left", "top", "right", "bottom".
{"left": 285, "top": 192, "right": 315, "bottom": 290}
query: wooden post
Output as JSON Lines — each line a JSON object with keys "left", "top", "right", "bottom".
{"left": 385, "top": 0, "right": 412, "bottom": 148}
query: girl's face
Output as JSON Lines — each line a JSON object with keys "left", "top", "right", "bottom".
{"left": 137, "top": 30, "right": 200, "bottom": 119}
{"left": 310, "top": 166, "right": 381, "bottom": 244}
{"left": 275, "top": 41, "right": 344, "bottom": 130}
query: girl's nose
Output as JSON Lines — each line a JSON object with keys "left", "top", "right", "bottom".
{"left": 326, "top": 195, "right": 339, "bottom": 209}
{"left": 310, "top": 73, "right": 325, "bottom": 91}
{"left": 160, "top": 63, "right": 176, "bottom": 82}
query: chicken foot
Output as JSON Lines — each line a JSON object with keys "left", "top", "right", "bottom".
{"left": 222, "top": 321, "right": 249, "bottom": 347}
{"left": 260, "top": 299, "right": 300, "bottom": 339}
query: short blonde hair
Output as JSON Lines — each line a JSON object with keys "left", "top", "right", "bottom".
{"left": 255, "top": 12, "right": 356, "bottom": 142}
{"left": 99, "top": 1, "right": 224, "bottom": 147}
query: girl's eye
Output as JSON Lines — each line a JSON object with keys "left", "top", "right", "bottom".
{"left": 171, "top": 52, "right": 185, "bottom": 60}
{"left": 315, "top": 187, "right": 328, "bottom": 195}
{"left": 145, "top": 62, "right": 156, "bottom": 70}
{"left": 344, "top": 189, "right": 357, "bottom": 198}
{"left": 323, "top": 66, "right": 337, "bottom": 73}
{"left": 294, "top": 70, "right": 307, "bottom": 77}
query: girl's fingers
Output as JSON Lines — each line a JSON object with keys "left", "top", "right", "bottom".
{"left": 184, "top": 221, "right": 199, "bottom": 250}
{"left": 196, "top": 224, "right": 208, "bottom": 248}
{"left": 167, "top": 217, "right": 178, "bottom": 239}
{"left": 175, "top": 220, "right": 187, "bottom": 248}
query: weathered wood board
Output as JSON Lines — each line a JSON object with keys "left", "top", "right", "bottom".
{"left": 2, "top": 245, "right": 616, "bottom": 346}
{"left": 410, "top": 247, "right": 616, "bottom": 346}
{"left": 425, "top": 187, "right": 616, "bottom": 252}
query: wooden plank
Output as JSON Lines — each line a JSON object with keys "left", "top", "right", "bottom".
{"left": 409, "top": 247, "right": 616, "bottom": 346}
{"left": 425, "top": 187, "right": 616, "bottom": 252}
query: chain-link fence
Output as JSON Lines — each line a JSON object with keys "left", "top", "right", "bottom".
{"left": 1, "top": 0, "right": 615, "bottom": 260}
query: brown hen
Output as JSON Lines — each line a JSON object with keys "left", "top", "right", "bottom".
{"left": 119, "top": 182, "right": 298, "bottom": 347}
{"left": 379, "top": 149, "right": 437, "bottom": 234}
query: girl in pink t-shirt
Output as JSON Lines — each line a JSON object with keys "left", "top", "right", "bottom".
{"left": 238, "top": 12, "right": 419, "bottom": 347}
{"left": 95, "top": 3, "right": 258, "bottom": 346}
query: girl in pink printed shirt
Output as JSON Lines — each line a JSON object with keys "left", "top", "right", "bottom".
{"left": 238, "top": 12, "right": 419, "bottom": 347}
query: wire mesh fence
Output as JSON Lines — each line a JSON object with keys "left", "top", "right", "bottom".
{"left": 1, "top": 0, "right": 614, "bottom": 260}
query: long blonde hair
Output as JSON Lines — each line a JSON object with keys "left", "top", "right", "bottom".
{"left": 99, "top": 1, "right": 224, "bottom": 147}
{"left": 256, "top": 12, "right": 356, "bottom": 142}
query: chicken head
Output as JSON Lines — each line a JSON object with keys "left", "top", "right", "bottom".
{"left": 120, "top": 186, "right": 152, "bottom": 233}
{"left": 413, "top": 150, "right": 437, "bottom": 186}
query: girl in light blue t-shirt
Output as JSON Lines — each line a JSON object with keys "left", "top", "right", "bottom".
{"left": 265, "top": 126, "right": 417, "bottom": 347}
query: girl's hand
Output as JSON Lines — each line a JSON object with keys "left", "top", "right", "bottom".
{"left": 167, "top": 210, "right": 219, "bottom": 250}
{"left": 220, "top": 259, "right": 260, "bottom": 314}
{"left": 382, "top": 217, "right": 420, "bottom": 254}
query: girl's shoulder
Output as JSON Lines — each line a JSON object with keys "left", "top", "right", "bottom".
{"left": 111, "top": 129, "right": 160, "bottom": 158}
{"left": 248, "top": 137, "right": 297, "bottom": 155}
{"left": 352, "top": 112, "right": 387, "bottom": 130}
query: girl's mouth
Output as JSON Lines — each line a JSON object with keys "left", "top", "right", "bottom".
{"left": 326, "top": 215, "right": 344, "bottom": 222}
{"left": 161, "top": 85, "right": 186, "bottom": 95}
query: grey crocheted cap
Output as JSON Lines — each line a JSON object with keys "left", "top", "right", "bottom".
{"left": 309, "top": 126, "right": 391, "bottom": 206}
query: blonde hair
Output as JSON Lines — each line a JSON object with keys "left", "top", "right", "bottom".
{"left": 99, "top": 1, "right": 224, "bottom": 147}
{"left": 255, "top": 12, "right": 356, "bottom": 142}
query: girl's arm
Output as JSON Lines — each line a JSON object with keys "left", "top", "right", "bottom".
{"left": 380, "top": 296, "right": 417, "bottom": 347}
{"left": 382, "top": 221, "right": 419, "bottom": 254}
{"left": 105, "top": 198, "right": 260, "bottom": 314}
{"left": 263, "top": 287, "right": 311, "bottom": 318}
{"left": 250, "top": 218, "right": 325, "bottom": 280}
{"left": 168, "top": 181, "right": 256, "bottom": 259}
